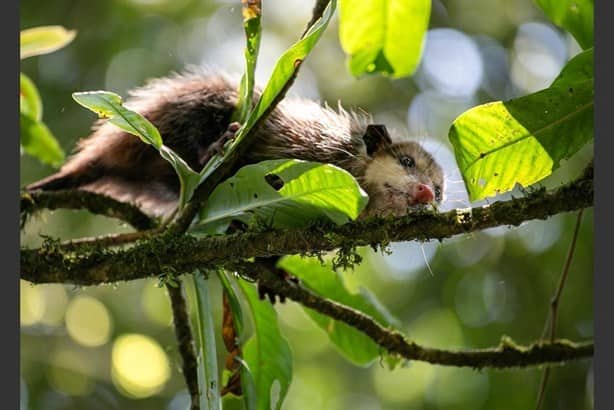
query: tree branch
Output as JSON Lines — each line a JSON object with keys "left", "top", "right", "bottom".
{"left": 234, "top": 261, "right": 592, "bottom": 369}
{"left": 21, "top": 189, "right": 156, "bottom": 230}
{"left": 21, "top": 169, "right": 593, "bottom": 285}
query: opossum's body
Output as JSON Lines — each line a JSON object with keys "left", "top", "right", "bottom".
{"left": 27, "top": 71, "right": 444, "bottom": 217}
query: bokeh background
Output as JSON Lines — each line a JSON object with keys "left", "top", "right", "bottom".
{"left": 20, "top": 0, "right": 594, "bottom": 409}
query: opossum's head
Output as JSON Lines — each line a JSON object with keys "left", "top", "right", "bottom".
{"left": 361, "top": 125, "right": 444, "bottom": 217}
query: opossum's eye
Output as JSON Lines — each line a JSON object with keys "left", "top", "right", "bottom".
{"left": 434, "top": 185, "right": 442, "bottom": 201}
{"left": 399, "top": 156, "right": 415, "bottom": 169}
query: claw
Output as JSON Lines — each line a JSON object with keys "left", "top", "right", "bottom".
{"left": 199, "top": 121, "right": 242, "bottom": 166}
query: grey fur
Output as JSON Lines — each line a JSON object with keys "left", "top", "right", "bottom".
{"left": 27, "top": 70, "right": 444, "bottom": 217}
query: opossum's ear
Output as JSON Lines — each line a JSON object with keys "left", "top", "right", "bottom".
{"left": 363, "top": 124, "right": 392, "bottom": 156}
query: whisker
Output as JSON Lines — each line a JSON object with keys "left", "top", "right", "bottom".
{"left": 420, "top": 244, "right": 435, "bottom": 277}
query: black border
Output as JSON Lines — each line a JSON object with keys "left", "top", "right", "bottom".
{"left": 594, "top": 1, "right": 612, "bottom": 409}
{"left": 5, "top": 0, "right": 20, "bottom": 408}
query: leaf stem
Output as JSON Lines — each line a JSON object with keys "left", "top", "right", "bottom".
{"left": 192, "top": 273, "right": 221, "bottom": 410}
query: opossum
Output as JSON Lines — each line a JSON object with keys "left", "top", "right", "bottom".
{"left": 26, "top": 70, "right": 445, "bottom": 218}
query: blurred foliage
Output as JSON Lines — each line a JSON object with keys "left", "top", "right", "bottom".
{"left": 20, "top": 26, "right": 72, "bottom": 168}
{"left": 20, "top": 0, "right": 593, "bottom": 409}
{"left": 339, "top": 0, "right": 431, "bottom": 77}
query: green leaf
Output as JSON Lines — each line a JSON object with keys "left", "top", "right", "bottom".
{"left": 535, "top": 0, "right": 593, "bottom": 49}
{"left": 72, "top": 91, "right": 201, "bottom": 208}
{"left": 194, "top": 159, "right": 368, "bottom": 234}
{"left": 20, "top": 113, "right": 65, "bottom": 168}
{"left": 235, "top": 0, "right": 262, "bottom": 123}
{"left": 239, "top": 281, "right": 292, "bottom": 410}
{"left": 551, "top": 47, "right": 594, "bottom": 87}
{"left": 279, "top": 255, "right": 401, "bottom": 366}
{"left": 20, "top": 25, "right": 76, "bottom": 59}
{"left": 192, "top": 274, "right": 222, "bottom": 410}
{"left": 339, "top": 0, "right": 430, "bottom": 78}
{"left": 20, "top": 73, "right": 42, "bottom": 121}
{"left": 72, "top": 91, "right": 163, "bottom": 147}
{"left": 449, "top": 48, "right": 593, "bottom": 201}
{"left": 197, "top": 0, "right": 336, "bottom": 186}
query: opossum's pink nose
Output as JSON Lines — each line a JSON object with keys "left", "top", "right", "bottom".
{"left": 414, "top": 183, "right": 434, "bottom": 204}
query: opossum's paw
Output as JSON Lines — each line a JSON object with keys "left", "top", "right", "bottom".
{"left": 257, "top": 268, "right": 299, "bottom": 305}
{"left": 199, "top": 121, "right": 241, "bottom": 166}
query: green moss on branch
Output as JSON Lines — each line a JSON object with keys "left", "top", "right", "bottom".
{"left": 21, "top": 172, "right": 592, "bottom": 285}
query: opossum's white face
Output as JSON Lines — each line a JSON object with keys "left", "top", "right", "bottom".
{"left": 362, "top": 141, "right": 444, "bottom": 217}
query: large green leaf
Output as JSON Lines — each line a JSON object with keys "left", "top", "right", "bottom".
{"left": 279, "top": 255, "right": 401, "bottom": 366}
{"left": 449, "top": 48, "right": 593, "bottom": 201}
{"left": 339, "top": 0, "right": 430, "bottom": 78}
{"left": 20, "top": 73, "right": 42, "bottom": 121}
{"left": 20, "top": 113, "right": 64, "bottom": 168}
{"left": 194, "top": 159, "right": 368, "bottom": 234}
{"left": 72, "top": 91, "right": 201, "bottom": 208}
{"left": 20, "top": 25, "right": 76, "bottom": 59}
{"left": 239, "top": 282, "right": 292, "bottom": 410}
{"left": 535, "top": 0, "right": 593, "bottom": 49}
{"left": 197, "top": 0, "right": 336, "bottom": 186}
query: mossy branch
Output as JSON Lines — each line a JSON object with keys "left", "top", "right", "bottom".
{"left": 236, "top": 260, "right": 592, "bottom": 369}
{"left": 21, "top": 168, "right": 592, "bottom": 285}
{"left": 21, "top": 189, "right": 157, "bottom": 230}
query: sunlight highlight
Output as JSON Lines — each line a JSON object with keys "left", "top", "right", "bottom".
{"left": 65, "top": 295, "right": 112, "bottom": 347}
{"left": 111, "top": 334, "right": 171, "bottom": 398}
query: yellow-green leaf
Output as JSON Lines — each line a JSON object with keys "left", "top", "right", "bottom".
{"left": 339, "top": 0, "right": 430, "bottom": 78}
{"left": 535, "top": 0, "right": 593, "bottom": 49}
{"left": 20, "top": 113, "right": 64, "bottom": 168}
{"left": 73, "top": 90, "right": 201, "bottom": 208}
{"left": 449, "top": 49, "right": 593, "bottom": 200}
{"left": 20, "top": 25, "right": 76, "bottom": 59}
{"left": 20, "top": 73, "right": 42, "bottom": 121}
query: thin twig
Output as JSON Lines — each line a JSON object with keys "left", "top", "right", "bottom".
{"left": 233, "top": 261, "right": 593, "bottom": 369}
{"left": 535, "top": 209, "right": 585, "bottom": 409}
{"left": 167, "top": 281, "right": 200, "bottom": 410}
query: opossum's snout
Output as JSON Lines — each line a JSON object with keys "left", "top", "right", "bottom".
{"left": 387, "top": 181, "right": 435, "bottom": 207}
{"left": 412, "top": 183, "right": 435, "bottom": 204}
